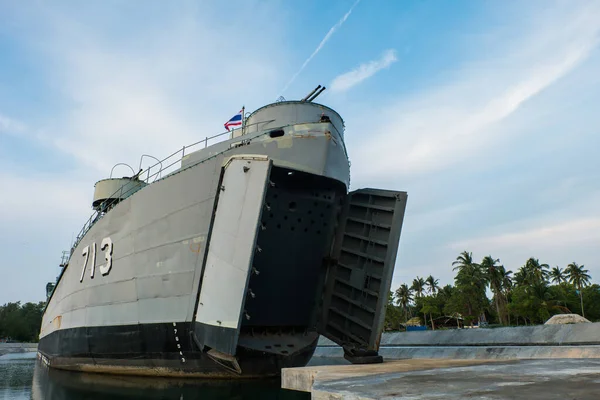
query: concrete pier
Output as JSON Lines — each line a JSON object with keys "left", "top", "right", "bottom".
{"left": 315, "top": 322, "right": 600, "bottom": 360}
{"left": 286, "top": 323, "right": 600, "bottom": 398}
{"left": 0, "top": 343, "right": 38, "bottom": 356}
{"left": 283, "top": 359, "right": 600, "bottom": 399}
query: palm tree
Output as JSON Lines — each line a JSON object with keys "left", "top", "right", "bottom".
{"left": 513, "top": 268, "right": 525, "bottom": 286}
{"left": 395, "top": 284, "right": 413, "bottom": 321}
{"left": 411, "top": 277, "right": 426, "bottom": 298}
{"left": 452, "top": 251, "right": 477, "bottom": 274}
{"left": 549, "top": 266, "right": 566, "bottom": 285}
{"left": 566, "top": 262, "right": 591, "bottom": 318}
{"left": 514, "top": 258, "right": 549, "bottom": 286}
{"left": 452, "top": 251, "right": 485, "bottom": 288}
{"left": 500, "top": 267, "right": 513, "bottom": 293}
{"left": 452, "top": 251, "right": 486, "bottom": 325}
{"left": 529, "top": 282, "right": 570, "bottom": 323}
{"left": 480, "top": 255, "right": 503, "bottom": 324}
{"left": 425, "top": 275, "right": 439, "bottom": 295}
{"left": 525, "top": 257, "right": 550, "bottom": 284}
{"left": 439, "top": 284, "right": 454, "bottom": 299}
{"left": 499, "top": 266, "right": 513, "bottom": 325}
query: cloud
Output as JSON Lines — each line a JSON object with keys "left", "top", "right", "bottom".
{"left": 330, "top": 49, "right": 398, "bottom": 92}
{"left": 438, "top": 185, "right": 600, "bottom": 276}
{"left": 350, "top": 2, "right": 600, "bottom": 180}
{"left": 13, "top": 3, "right": 288, "bottom": 173}
{"left": 279, "top": 0, "right": 361, "bottom": 95}
{"left": 449, "top": 218, "right": 600, "bottom": 252}
{"left": 0, "top": 113, "right": 26, "bottom": 134}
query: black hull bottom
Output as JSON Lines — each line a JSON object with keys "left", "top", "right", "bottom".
{"left": 37, "top": 322, "right": 318, "bottom": 378}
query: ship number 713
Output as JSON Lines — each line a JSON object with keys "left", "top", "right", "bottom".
{"left": 79, "top": 237, "right": 113, "bottom": 282}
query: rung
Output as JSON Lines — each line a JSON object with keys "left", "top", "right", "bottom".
{"left": 334, "top": 277, "right": 379, "bottom": 297}
{"left": 343, "top": 232, "right": 388, "bottom": 246}
{"left": 341, "top": 247, "right": 385, "bottom": 264}
{"left": 337, "top": 262, "right": 383, "bottom": 281}
{"left": 328, "top": 307, "right": 373, "bottom": 331}
{"left": 350, "top": 202, "right": 395, "bottom": 212}
{"left": 346, "top": 217, "right": 391, "bottom": 230}
{"left": 326, "top": 321, "right": 368, "bottom": 346}
{"left": 332, "top": 291, "right": 376, "bottom": 314}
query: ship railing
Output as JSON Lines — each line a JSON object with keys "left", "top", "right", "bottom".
{"left": 140, "top": 119, "right": 276, "bottom": 184}
{"left": 69, "top": 119, "right": 276, "bottom": 255}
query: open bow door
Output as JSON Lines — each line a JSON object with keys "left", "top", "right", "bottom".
{"left": 194, "top": 156, "right": 272, "bottom": 372}
{"left": 319, "top": 188, "right": 407, "bottom": 364}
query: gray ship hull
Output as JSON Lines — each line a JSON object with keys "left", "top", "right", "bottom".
{"left": 39, "top": 100, "right": 408, "bottom": 378}
{"left": 38, "top": 322, "right": 318, "bottom": 378}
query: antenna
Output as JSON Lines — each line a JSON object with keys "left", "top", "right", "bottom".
{"left": 301, "top": 85, "right": 321, "bottom": 102}
{"left": 306, "top": 86, "right": 326, "bottom": 102}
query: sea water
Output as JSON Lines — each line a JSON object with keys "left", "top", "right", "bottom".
{"left": 0, "top": 353, "right": 309, "bottom": 400}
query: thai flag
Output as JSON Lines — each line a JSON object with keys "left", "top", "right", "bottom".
{"left": 224, "top": 110, "right": 243, "bottom": 131}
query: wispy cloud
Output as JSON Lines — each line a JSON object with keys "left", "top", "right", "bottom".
{"left": 16, "top": 3, "right": 287, "bottom": 173}
{"left": 0, "top": 113, "right": 26, "bottom": 134}
{"left": 330, "top": 49, "right": 398, "bottom": 92}
{"left": 450, "top": 218, "right": 600, "bottom": 252}
{"left": 351, "top": 3, "right": 600, "bottom": 179}
{"left": 280, "top": 0, "right": 361, "bottom": 95}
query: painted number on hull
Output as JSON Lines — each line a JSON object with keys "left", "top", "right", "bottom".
{"left": 79, "top": 237, "right": 113, "bottom": 282}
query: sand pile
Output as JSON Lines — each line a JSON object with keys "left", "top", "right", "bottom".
{"left": 545, "top": 314, "right": 590, "bottom": 325}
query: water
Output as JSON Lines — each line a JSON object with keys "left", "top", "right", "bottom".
{"left": 0, "top": 353, "right": 309, "bottom": 400}
{"left": 0, "top": 353, "right": 34, "bottom": 400}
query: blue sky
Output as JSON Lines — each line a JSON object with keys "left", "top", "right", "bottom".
{"left": 1, "top": 1, "right": 599, "bottom": 304}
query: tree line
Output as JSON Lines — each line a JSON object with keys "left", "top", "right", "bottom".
{"left": 0, "top": 302, "right": 45, "bottom": 342}
{"left": 385, "top": 251, "right": 597, "bottom": 330}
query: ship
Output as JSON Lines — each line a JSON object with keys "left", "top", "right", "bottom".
{"left": 38, "top": 86, "right": 408, "bottom": 378}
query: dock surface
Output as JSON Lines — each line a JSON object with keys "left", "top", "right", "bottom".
{"left": 283, "top": 358, "right": 600, "bottom": 399}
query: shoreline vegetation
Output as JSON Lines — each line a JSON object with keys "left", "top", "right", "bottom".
{"left": 385, "top": 251, "right": 596, "bottom": 331}
{"left": 0, "top": 302, "right": 45, "bottom": 343}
